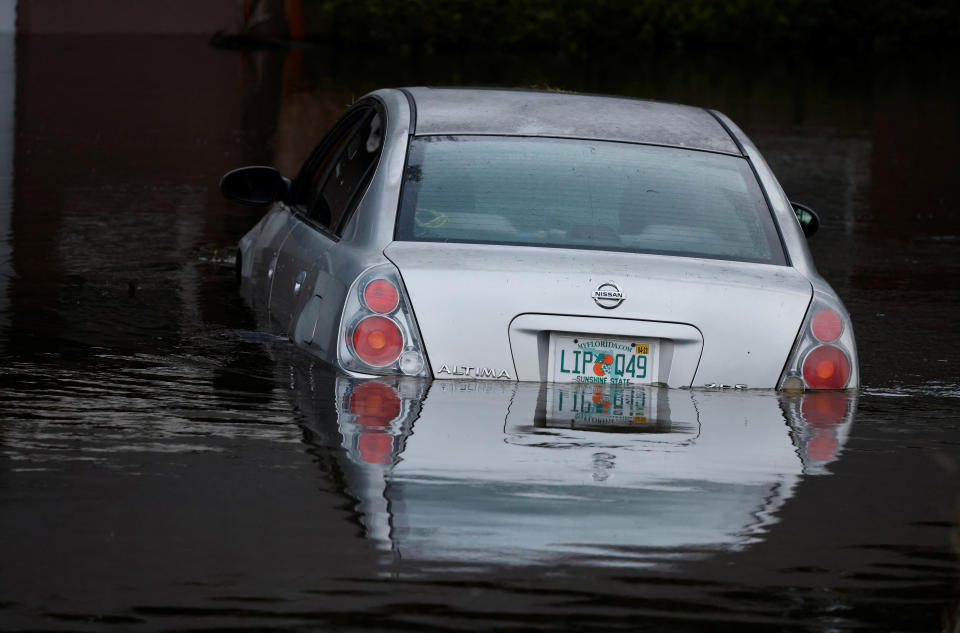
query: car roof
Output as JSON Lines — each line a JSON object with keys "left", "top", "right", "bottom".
{"left": 401, "top": 87, "right": 741, "bottom": 156}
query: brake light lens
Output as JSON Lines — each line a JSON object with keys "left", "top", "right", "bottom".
{"left": 352, "top": 316, "right": 404, "bottom": 367}
{"left": 363, "top": 279, "right": 399, "bottom": 314}
{"left": 802, "top": 345, "right": 851, "bottom": 390}
{"left": 811, "top": 309, "right": 843, "bottom": 342}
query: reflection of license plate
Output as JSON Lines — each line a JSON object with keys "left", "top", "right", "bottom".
{"left": 548, "top": 333, "right": 657, "bottom": 385}
{"left": 545, "top": 383, "right": 656, "bottom": 428}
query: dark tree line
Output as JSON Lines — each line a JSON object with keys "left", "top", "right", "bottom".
{"left": 306, "top": 0, "right": 958, "bottom": 55}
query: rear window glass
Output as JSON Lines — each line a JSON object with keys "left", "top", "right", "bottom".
{"left": 396, "top": 136, "right": 785, "bottom": 265}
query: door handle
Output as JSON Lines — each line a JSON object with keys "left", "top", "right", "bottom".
{"left": 293, "top": 271, "right": 307, "bottom": 295}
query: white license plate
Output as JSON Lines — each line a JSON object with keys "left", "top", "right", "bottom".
{"left": 548, "top": 333, "right": 657, "bottom": 385}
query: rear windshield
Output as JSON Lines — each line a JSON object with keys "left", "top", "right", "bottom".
{"left": 396, "top": 136, "right": 785, "bottom": 265}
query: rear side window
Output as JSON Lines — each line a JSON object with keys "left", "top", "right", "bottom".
{"left": 396, "top": 136, "right": 785, "bottom": 265}
{"left": 296, "top": 106, "right": 384, "bottom": 234}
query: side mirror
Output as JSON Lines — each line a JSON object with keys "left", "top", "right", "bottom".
{"left": 791, "top": 202, "right": 820, "bottom": 238}
{"left": 220, "top": 166, "right": 288, "bottom": 205}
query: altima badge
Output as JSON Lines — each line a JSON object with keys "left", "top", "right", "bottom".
{"left": 437, "top": 364, "right": 511, "bottom": 379}
{"left": 592, "top": 282, "right": 625, "bottom": 309}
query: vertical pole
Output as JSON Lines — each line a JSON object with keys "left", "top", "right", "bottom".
{"left": 0, "top": 1, "right": 14, "bottom": 332}
{"left": 285, "top": 0, "right": 304, "bottom": 40}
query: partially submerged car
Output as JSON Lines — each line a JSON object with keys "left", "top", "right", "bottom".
{"left": 221, "top": 88, "right": 858, "bottom": 390}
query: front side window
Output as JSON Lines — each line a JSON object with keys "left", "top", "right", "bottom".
{"left": 396, "top": 136, "right": 785, "bottom": 265}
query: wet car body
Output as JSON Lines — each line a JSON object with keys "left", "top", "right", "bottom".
{"left": 223, "top": 88, "right": 858, "bottom": 390}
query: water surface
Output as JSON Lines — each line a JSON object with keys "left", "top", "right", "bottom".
{"left": 0, "top": 36, "right": 957, "bottom": 632}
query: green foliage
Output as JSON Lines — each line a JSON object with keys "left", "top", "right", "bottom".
{"left": 313, "top": 0, "right": 959, "bottom": 55}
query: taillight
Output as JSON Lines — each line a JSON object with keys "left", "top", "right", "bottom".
{"left": 779, "top": 292, "right": 858, "bottom": 391}
{"left": 338, "top": 264, "right": 430, "bottom": 377}
{"left": 352, "top": 316, "right": 404, "bottom": 367}
{"left": 811, "top": 309, "right": 843, "bottom": 342}
{"left": 802, "top": 345, "right": 851, "bottom": 390}
{"left": 363, "top": 279, "right": 399, "bottom": 314}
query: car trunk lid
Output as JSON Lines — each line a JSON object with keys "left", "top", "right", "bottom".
{"left": 384, "top": 242, "right": 811, "bottom": 388}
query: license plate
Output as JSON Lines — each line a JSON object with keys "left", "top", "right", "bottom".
{"left": 548, "top": 333, "right": 657, "bottom": 385}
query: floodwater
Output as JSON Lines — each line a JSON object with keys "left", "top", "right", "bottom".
{"left": 0, "top": 35, "right": 958, "bottom": 632}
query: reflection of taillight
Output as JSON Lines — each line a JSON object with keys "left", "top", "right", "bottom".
{"left": 798, "top": 392, "right": 851, "bottom": 462}
{"left": 800, "top": 391, "right": 849, "bottom": 426}
{"left": 363, "top": 279, "right": 399, "bottom": 314}
{"left": 352, "top": 316, "right": 404, "bottom": 367}
{"left": 806, "top": 429, "right": 837, "bottom": 461}
{"left": 357, "top": 434, "right": 393, "bottom": 464}
{"left": 348, "top": 382, "right": 401, "bottom": 464}
{"left": 349, "top": 382, "right": 402, "bottom": 424}
{"left": 783, "top": 390, "right": 856, "bottom": 474}
{"left": 802, "top": 345, "right": 851, "bottom": 390}
{"left": 812, "top": 309, "right": 843, "bottom": 342}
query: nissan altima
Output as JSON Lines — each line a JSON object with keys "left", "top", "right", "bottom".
{"left": 220, "top": 87, "right": 858, "bottom": 390}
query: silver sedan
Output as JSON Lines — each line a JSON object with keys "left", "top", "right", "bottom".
{"left": 221, "top": 88, "right": 858, "bottom": 390}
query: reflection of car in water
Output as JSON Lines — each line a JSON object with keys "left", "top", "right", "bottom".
{"left": 306, "top": 377, "right": 854, "bottom": 565}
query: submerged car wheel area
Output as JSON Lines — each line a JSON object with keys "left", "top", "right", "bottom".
{"left": 221, "top": 87, "right": 858, "bottom": 391}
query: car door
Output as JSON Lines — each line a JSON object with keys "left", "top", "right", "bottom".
{"left": 269, "top": 101, "right": 386, "bottom": 357}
